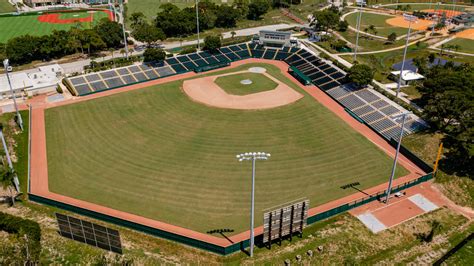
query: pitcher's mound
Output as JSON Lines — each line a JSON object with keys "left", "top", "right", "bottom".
{"left": 248, "top": 67, "right": 267, "bottom": 73}
{"left": 183, "top": 70, "right": 303, "bottom": 110}
{"left": 241, "top": 79, "right": 253, "bottom": 85}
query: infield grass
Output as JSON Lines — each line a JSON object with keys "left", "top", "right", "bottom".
{"left": 215, "top": 72, "right": 278, "bottom": 95}
{"left": 345, "top": 12, "right": 408, "bottom": 37}
{"left": 45, "top": 63, "right": 409, "bottom": 234}
{"left": 0, "top": 10, "right": 110, "bottom": 43}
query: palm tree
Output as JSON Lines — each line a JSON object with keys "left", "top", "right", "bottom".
{"left": 0, "top": 167, "right": 16, "bottom": 206}
{"left": 230, "top": 31, "right": 236, "bottom": 39}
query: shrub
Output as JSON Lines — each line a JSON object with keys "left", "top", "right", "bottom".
{"left": 0, "top": 212, "right": 41, "bottom": 260}
{"left": 179, "top": 47, "right": 197, "bottom": 55}
{"left": 56, "top": 85, "right": 63, "bottom": 94}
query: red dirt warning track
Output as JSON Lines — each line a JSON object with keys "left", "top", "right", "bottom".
{"left": 29, "top": 58, "right": 425, "bottom": 247}
{"left": 37, "top": 10, "right": 113, "bottom": 24}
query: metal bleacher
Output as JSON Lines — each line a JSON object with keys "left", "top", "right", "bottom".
{"left": 325, "top": 83, "right": 428, "bottom": 140}
{"left": 65, "top": 41, "right": 427, "bottom": 140}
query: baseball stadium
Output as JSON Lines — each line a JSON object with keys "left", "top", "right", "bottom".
{"left": 26, "top": 35, "right": 435, "bottom": 254}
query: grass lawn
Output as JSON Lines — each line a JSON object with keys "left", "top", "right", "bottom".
{"left": 384, "top": 3, "right": 471, "bottom": 12}
{"left": 0, "top": 111, "right": 29, "bottom": 194}
{"left": 446, "top": 38, "right": 474, "bottom": 54}
{"left": 214, "top": 72, "right": 278, "bottom": 95}
{"left": 0, "top": 11, "right": 110, "bottom": 43}
{"left": 345, "top": 12, "right": 408, "bottom": 37}
{"left": 127, "top": 0, "right": 233, "bottom": 21}
{"left": 45, "top": 62, "right": 408, "bottom": 234}
{"left": 338, "top": 30, "right": 406, "bottom": 52}
{"left": 0, "top": 0, "right": 14, "bottom": 13}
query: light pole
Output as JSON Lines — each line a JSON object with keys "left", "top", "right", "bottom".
{"left": 353, "top": 2, "right": 363, "bottom": 62}
{"left": 3, "top": 59, "right": 23, "bottom": 131}
{"left": 385, "top": 111, "right": 411, "bottom": 204}
{"left": 395, "top": 14, "right": 417, "bottom": 98}
{"left": 236, "top": 152, "right": 271, "bottom": 257}
{"left": 195, "top": 0, "right": 201, "bottom": 50}
{"left": 119, "top": 0, "right": 129, "bottom": 59}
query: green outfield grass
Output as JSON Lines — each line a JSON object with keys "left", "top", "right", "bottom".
{"left": 0, "top": 10, "right": 110, "bottom": 43}
{"left": 446, "top": 38, "right": 474, "bottom": 54}
{"left": 215, "top": 72, "right": 278, "bottom": 95}
{"left": 0, "top": 0, "right": 14, "bottom": 13}
{"left": 45, "top": 63, "right": 408, "bottom": 234}
{"left": 345, "top": 12, "right": 408, "bottom": 37}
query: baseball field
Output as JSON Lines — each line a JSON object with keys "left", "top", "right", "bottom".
{"left": 345, "top": 12, "right": 409, "bottom": 37}
{"left": 0, "top": 10, "right": 111, "bottom": 43}
{"left": 43, "top": 62, "right": 409, "bottom": 234}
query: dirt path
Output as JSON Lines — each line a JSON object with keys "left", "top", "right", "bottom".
{"left": 182, "top": 70, "right": 303, "bottom": 110}
{"left": 29, "top": 58, "right": 426, "bottom": 248}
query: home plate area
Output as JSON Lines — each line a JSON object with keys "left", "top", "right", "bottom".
{"left": 354, "top": 194, "right": 438, "bottom": 233}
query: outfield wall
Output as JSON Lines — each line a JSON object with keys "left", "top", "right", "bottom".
{"left": 28, "top": 172, "right": 433, "bottom": 255}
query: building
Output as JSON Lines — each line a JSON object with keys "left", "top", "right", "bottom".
{"left": 451, "top": 13, "right": 474, "bottom": 26}
{"left": 0, "top": 64, "right": 63, "bottom": 99}
{"left": 389, "top": 70, "right": 424, "bottom": 86}
{"left": 257, "top": 30, "right": 296, "bottom": 48}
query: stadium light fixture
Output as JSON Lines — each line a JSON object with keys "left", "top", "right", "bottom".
{"left": 119, "top": 0, "right": 129, "bottom": 60}
{"left": 353, "top": 1, "right": 365, "bottom": 62}
{"left": 395, "top": 14, "right": 418, "bottom": 98}
{"left": 196, "top": 0, "right": 201, "bottom": 50}
{"left": 236, "top": 151, "right": 271, "bottom": 257}
{"left": 3, "top": 59, "right": 23, "bottom": 131}
{"left": 385, "top": 111, "right": 411, "bottom": 204}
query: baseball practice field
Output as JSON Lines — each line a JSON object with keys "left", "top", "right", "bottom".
{"left": 0, "top": 10, "right": 112, "bottom": 43}
{"left": 42, "top": 62, "right": 409, "bottom": 234}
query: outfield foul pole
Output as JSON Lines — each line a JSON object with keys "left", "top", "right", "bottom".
{"left": 395, "top": 14, "right": 417, "bottom": 98}
{"left": 237, "top": 152, "right": 271, "bottom": 257}
{"left": 385, "top": 111, "right": 410, "bottom": 204}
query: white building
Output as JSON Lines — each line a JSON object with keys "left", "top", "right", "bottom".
{"left": 389, "top": 70, "right": 424, "bottom": 86}
{"left": 0, "top": 64, "right": 63, "bottom": 99}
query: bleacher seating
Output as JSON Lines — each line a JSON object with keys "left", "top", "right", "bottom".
{"left": 65, "top": 41, "right": 427, "bottom": 140}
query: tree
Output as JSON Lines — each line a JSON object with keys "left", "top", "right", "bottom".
{"left": 428, "top": 53, "right": 436, "bottom": 64}
{"left": 347, "top": 64, "right": 374, "bottom": 87}
{"left": 94, "top": 18, "right": 123, "bottom": 48}
{"left": 143, "top": 48, "right": 166, "bottom": 62}
{"left": 417, "top": 63, "right": 473, "bottom": 172}
{"left": 247, "top": 0, "right": 270, "bottom": 20}
{"left": 0, "top": 167, "right": 16, "bottom": 206}
{"left": 215, "top": 5, "right": 240, "bottom": 28}
{"left": 79, "top": 29, "right": 106, "bottom": 55}
{"left": 133, "top": 23, "right": 165, "bottom": 47}
{"left": 129, "top": 12, "right": 146, "bottom": 29}
{"left": 233, "top": 0, "right": 250, "bottom": 18}
{"left": 338, "top": 20, "right": 349, "bottom": 32}
{"left": 230, "top": 31, "right": 236, "bottom": 38}
{"left": 203, "top": 35, "right": 222, "bottom": 52}
{"left": 155, "top": 3, "right": 196, "bottom": 37}
{"left": 412, "top": 56, "right": 428, "bottom": 75}
{"left": 330, "top": 40, "right": 346, "bottom": 51}
{"left": 311, "top": 9, "right": 340, "bottom": 32}
{"left": 387, "top": 32, "right": 397, "bottom": 43}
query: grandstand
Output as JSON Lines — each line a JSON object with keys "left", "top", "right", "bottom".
{"left": 65, "top": 42, "right": 427, "bottom": 140}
